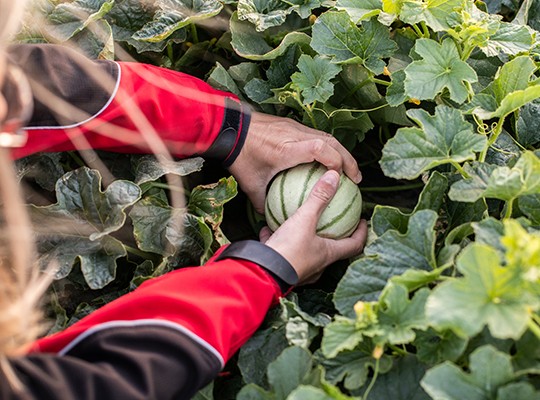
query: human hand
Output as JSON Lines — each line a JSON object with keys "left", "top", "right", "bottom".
{"left": 229, "top": 111, "right": 362, "bottom": 213}
{"left": 259, "top": 170, "right": 368, "bottom": 285}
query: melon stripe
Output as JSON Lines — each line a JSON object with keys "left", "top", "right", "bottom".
{"left": 280, "top": 169, "right": 290, "bottom": 220}
{"left": 297, "top": 163, "right": 321, "bottom": 209}
{"left": 265, "top": 201, "right": 280, "bottom": 228}
{"left": 317, "top": 189, "right": 360, "bottom": 232}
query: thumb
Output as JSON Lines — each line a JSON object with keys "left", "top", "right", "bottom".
{"left": 298, "top": 170, "right": 340, "bottom": 224}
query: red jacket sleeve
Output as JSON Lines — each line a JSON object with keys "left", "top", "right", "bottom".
{"left": 2, "top": 246, "right": 289, "bottom": 399}
{"left": 9, "top": 44, "right": 250, "bottom": 165}
{"left": 32, "top": 246, "right": 283, "bottom": 363}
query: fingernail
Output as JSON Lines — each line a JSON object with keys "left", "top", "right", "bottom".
{"left": 322, "top": 170, "right": 340, "bottom": 188}
{"left": 354, "top": 171, "right": 362, "bottom": 183}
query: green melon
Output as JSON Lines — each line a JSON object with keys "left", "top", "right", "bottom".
{"left": 264, "top": 162, "right": 362, "bottom": 239}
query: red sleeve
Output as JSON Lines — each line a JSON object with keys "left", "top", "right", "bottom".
{"left": 31, "top": 247, "right": 282, "bottom": 365}
{"left": 12, "top": 59, "right": 249, "bottom": 163}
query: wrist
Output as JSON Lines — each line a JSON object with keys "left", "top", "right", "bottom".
{"left": 201, "top": 99, "right": 251, "bottom": 167}
{"left": 215, "top": 240, "right": 298, "bottom": 293}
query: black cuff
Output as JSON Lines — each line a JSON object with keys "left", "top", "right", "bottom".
{"left": 216, "top": 240, "right": 298, "bottom": 293}
{"left": 201, "top": 98, "right": 251, "bottom": 167}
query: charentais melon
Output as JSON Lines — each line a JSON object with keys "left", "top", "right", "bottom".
{"left": 265, "top": 162, "right": 362, "bottom": 239}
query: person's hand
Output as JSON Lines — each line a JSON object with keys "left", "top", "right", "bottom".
{"left": 229, "top": 111, "right": 362, "bottom": 213}
{"left": 259, "top": 170, "right": 368, "bottom": 284}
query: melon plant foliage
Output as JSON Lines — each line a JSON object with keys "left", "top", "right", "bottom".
{"left": 17, "top": 0, "right": 540, "bottom": 399}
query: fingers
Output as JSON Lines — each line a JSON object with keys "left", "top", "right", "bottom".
{"left": 297, "top": 171, "right": 340, "bottom": 226}
{"left": 287, "top": 137, "right": 361, "bottom": 184}
{"left": 259, "top": 226, "right": 272, "bottom": 243}
{"left": 331, "top": 219, "right": 369, "bottom": 259}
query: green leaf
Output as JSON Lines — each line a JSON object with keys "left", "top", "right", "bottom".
{"left": 134, "top": 156, "right": 204, "bottom": 185}
{"left": 283, "top": 0, "right": 324, "bottom": 19}
{"left": 519, "top": 194, "right": 540, "bottom": 224}
{"left": 497, "top": 383, "right": 540, "bottom": 400}
{"left": 334, "top": 210, "right": 438, "bottom": 316}
{"left": 335, "top": 0, "right": 383, "bottom": 23}
{"left": 312, "top": 105, "right": 374, "bottom": 150}
{"left": 472, "top": 56, "right": 540, "bottom": 119}
{"left": 516, "top": 98, "right": 540, "bottom": 147}
{"left": 106, "top": 0, "right": 185, "bottom": 53}
{"left": 32, "top": 168, "right": 140, "bottom": 289}
{"left": 380, "top": 106, "right": 486, "bottom": 180}
{"left": 360, "top": 355, "right": 430, "bottom": 400}
{"left": 48, "top": 0, "right": 115, "bottom": 41}
{"left": 390, "top": 267, "right": 446, "bottom": 292}
{"left": 188, "top": 176, "right": 238, "bottom": 233}
{"left": 230, "top": 12, "right": 312, "bottom": 60}
{"left": 376, "top": 283, "right": 429, "bottom": 345}
{"left": 71, "top": 19, "right": 115, "bottom": 59}
{"left": 513, "top": 331, "right": 540, "bottom": 373}
{"left": 130, "top": 192, "right": 183, "bottom": 256}
{"left": 475, "top": 85, "right": 540, "bottom": 120}
{"left": 239, "top": 326, "right": 290, "bottom": 386}
{"left": 287, "top": 386, "right": 333, "bottom": 400}
{"left": 321, "top": 348, "right": 392, "bottom": 390}
{"left": 449, "top": 151, "right": 540, "bottom": 203}
{"left": 291, "top": 55, "right": 342, "bottom": 105}
{"left": 481, "top": 21, "right": 534, "bottom": 57}
{"left": 486, "top": 56, "right": 536, "bottom": 103}
{"left": 280, "top": 296, "right": 331, "bottom": 348}
{"left": 237, "top": 0, "right": 291, "bottom": 31}
{"left": 400, "top": 0, "right": 465, "bottom": 31}
{"left": 17, "top": 153, "right": 65, "bottom": 192}
{"left": 237, "top": 384, "right": 275, "bottom": 400}
{"left": 426, "top": 243, "right": 536, "bottom": 339}
{"left": 321, "top": 317, "right": 365, "bottom": 358}
{"left": 415, "top": 328, "right": 468, "bottom": 365}
{"left": 192, "top": 382, "right": 214, "bottom": 400}
{"left": 207, "top": 63, "right": 243, "bottom": 98}
{"left": 371, "top": 205, "right": 409, "bottom": 236}
{"left": 132, "top": 0, "right": 223, "bottom": 42}
{"left": 267, "top": 347, "right": 313, "bottom": 399}
{"left": 421, "top": 345, "right": 516, "bottom": 400}
{"left": 404, "top": 38, "right": 477, "bottom": 103}
{"left": 311, "top": 11, "right": 397, "bottom": 74}
{"left": 386, "top": 69, "right": 407, "bottom": 106}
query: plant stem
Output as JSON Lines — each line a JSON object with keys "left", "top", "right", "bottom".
{"left": 479, "top": 118, "right": 505, "bottom": 162}
{"left": 527, "top": 318, "right": 540, "bottom": 340}
{"left": 412, "top": 24, "right": 424, "bottom": 38}
{"left": 450, "top": 161, "right": 470, "bottom": 179}
{"left": 363, "top": 357, "right": 380, "bottom": 400}
{"left": 124, "top": 244, "right": 154, "bottom": 260}
{"left": 190, "top": 24, "right": 199, "bottom": 44}
{"left": 389, "top": 344, "right": 408, "bottom": 356}
{"left": 360, "top": 182, "right": 424, "bottom": 192}
{"left": 420, "top": 21, "right": 430, "bottom": 38}
{"left": 167, "top": 43, "right": 174, "bottom": 62}
{"left": 370, "top": 77, "right": 391, "bottom": 87}
{"left": 503, "top": 199, "right": 514, "bottom": 219}
{"left": 68, "top": 151, "right": 86, "bottom": 168}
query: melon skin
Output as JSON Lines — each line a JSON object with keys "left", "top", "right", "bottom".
{"left": 264, "top": 162, "right": 362, "bottom": 239}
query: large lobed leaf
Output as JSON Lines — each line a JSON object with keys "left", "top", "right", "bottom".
{"left": 449, "top": 151, "right": 540, "bottom": 203}
{"left": 291, "top": 54, "right": 342, "bottom": 104}
{"left": 311, "top": 11, "right": 397, "bottom": 74}
{"left": 32, "top": 167, "right": 141, "bottom": 289}
{"left": 421, "top": 345, "right": 540, "bottom": 400}
{"left": 132, "top": 0, "right": 223, "bottom": 42}
{"left": 404, "top": 38, "right": 477, "bottom": 103}
{"left": 334, "top": 210, "right": 438, "bottom": 316}
{"left": 380, "top": 105, "right": 486, "bottom": 180}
